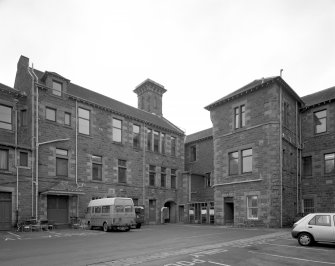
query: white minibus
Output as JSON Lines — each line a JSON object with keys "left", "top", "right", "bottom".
{"left": 86, "top": 197, "right": 136, "bottom": 232}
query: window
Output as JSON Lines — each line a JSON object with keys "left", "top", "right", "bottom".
{"left": 302, "top": 156, "right": 312, "bottom": 176}
{"left": 64, "top": 112, "right": 71, "bottom": 126}
{"left": 247, "top": 195, "right": 258, "bottom": 219}
{"left": 133, "top": 198, "right": 138, "bottom": 206}
{"left": 102, "top": 206, "right": 110, "bottom": 213}
{"left": 149, "top": 165, "right": 155, "bottom": 186}
{"left": 161, "top": 133, "right": 166, "bottom": 154}
{"left": 303, "top": 198, "right": 315, "bottom": 213}
{"left": 171, "top": 136, "right": 176, "bottom": 156}
{"left": 0, "top": 149, "right": 9, "bottom": 170}
{"left": 19, "top": 151, "right": 28, "bottom": 167}
{"left": 94, "top": 206, "right": 102, "bottom": 213}
{"left": 242, "top": 149, "right": 252, "bottom": 173}
{"left": 283, "top": 102, "right": 289, "bottom": 126}
{"left": 234, "top": 105, "right": 245, "bottom": 129}
{"left": 147, "top": 128, "right": 152, "bottom": 151}
{"left": 113, "top": 118, "right": 122, "bottom": 143}
{"left": 46, "top": 107, "right": 56, "bottom": 121}
{"left": 20, "top": 109, "right": 27, "bottom": 126}
{"left": 309, "top": 215, "right": 331, "bottom": 226}
{"left": 171, "top": 169, "right": 176, "bottom": 189}
{"left": 0, "top": 104, "right": 12, "bottom": 130}
{"left": 205, "top": 173, "right": 211, "bottom": 188}
{"left": 133, "top": 124, "right": 140, "bottom": 148}
{"left": 314, "top": 110, "right": 327, "bottom": 134}
{"left": 52, "top": 80, "right": 62, "bottom": 96}
{"left": 115, "top": 206, "right": 124, "bottom": 213}
{"left": 78, "top": 108, "right": 90, "bottom": 135}
{"left": 56, "top": 148, "right": 68, "bottom": 176}
{"left": 118, "top": 159, "right": 127, "bottom": 183}
{"left": 92, "top": 155, "right": 102, "bottom": 181}
{"left": 324, "top": 153, "right": 335, "bottom": 175}
{"left": 161, "top": 167, "right": 166, "bottom": 187}
{"left": 229, "top": 151, "right": 239, "bottom": 175}
{"left": 153, "top": 131, "right": 159, "bottom": 152}
{"left": 190, "top": 145, "right": 197, "bottom": 162}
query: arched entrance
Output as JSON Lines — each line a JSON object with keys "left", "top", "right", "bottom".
{"left": 164, "top": 200, "right": 177, "bottom": 223}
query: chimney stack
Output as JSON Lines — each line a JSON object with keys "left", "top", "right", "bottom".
{"left": 134, "top": 79, "right": 167, "bottom": 116}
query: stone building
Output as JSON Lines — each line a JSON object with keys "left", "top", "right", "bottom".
{"left": 184, "top": 128, "right": 214, "bottom": 224}
{"left": 205, "top": 77, "right": 304, "bottom": 227}
{"left": 0, "top": 83, "right": 32, "bottom": 230}
{"left": 300, "top": 86, "right": 335, "bottom": 215}
{"left": 0, "top": 55, "right": 186, "bottom": 229}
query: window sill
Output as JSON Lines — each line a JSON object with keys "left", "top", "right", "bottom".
{"left": 0, "top": 127, "right": 14, "bottom": 133}
{"left": 112, "top": 141, "right": 123, "bottom": 146}
{"left": 90, "top": 179, "right": 104, "bottom": 183}
{"left": 18, "top": 166, "right": 30, "bottom": 169}
{"left": 78, "top": 133, "right": 93, "bottom": 139}
{"left": 0, "top": 170, "right": 12, "bottom": 175}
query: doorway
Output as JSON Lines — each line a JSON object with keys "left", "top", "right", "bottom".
{"left": 0, "top": 192, "right": 12, "bottom": 230}
{"left": 149, "top": 199, "right": 156, "bottom": 224}
{"left": 164, "top": 201, "right": 177, "bottom": 223}
{"left": 224, "top": 197, "right": 234, "bottom": 225}
{"left": 47, "top": 195, "right": 69, "bottom": 224}
{"left": 178, "top": 205, "right": 184, "bottom": 222}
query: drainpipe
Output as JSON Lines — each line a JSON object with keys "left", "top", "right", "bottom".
{"left": 299, "top": 109, "right": 302, "bottom": 212}
{"left": 27, "top": 67, "right": 35, "bottom": 218}
{"left": 75, "top": 100, "right": 78, "bottom": 218}
{"left": 14, "top": 99, "right": 19, "bottom": 224}
{"left": 296, "top": 101, "right": 299, "bottom": 213}
{"left": 279, "top": 86, "right": 283, "bottom": 228}
{"left": 31, "top": 65, "right": 39, "bottom": 220}
{"left": 142, "top": 123, "right": 146, "bottom": 206}
{"left": 75, "top": 100, "right": 78, "bottom": 185}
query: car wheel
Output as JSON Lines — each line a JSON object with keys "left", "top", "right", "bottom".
{"left": 103, "top": 222, "right": 109, "bottom": 232}
{"left": 298, "top": 232, "right": 313, "bottom": 246}
{"left": 136, "top": 223, "right": 141, "bottom": 229}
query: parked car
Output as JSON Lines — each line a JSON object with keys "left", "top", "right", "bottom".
{"left": 291, "top": 213, "right": 335, "bottom": 246}
{"left": 134, "top": 206, "right": 144, "bottom": 228}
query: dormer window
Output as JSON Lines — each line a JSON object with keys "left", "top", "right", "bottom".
{"left": 52, "top": 80, "right": 62, "bottom": 96}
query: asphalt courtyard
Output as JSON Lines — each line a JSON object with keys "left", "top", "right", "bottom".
{"left": 1, "top": 224, "right": 335, "bottom": 266}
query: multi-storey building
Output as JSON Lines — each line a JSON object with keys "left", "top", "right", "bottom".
{"left": 205, "top": 77, "right": 304, "bottom": 227}
{"left": 0, "top": 55, "right": 186, "bottom": 229}
{"left": 204, "top": 76, "right": 335, "bottom": 228}
{"left": 0, "top": 83, "right": 32, "bottom": 230}
{"left": 184, "top": 128, "right": 214, "bottom": 224}
{"left": 300, "top": 87, "right": 335, "bottom": 215}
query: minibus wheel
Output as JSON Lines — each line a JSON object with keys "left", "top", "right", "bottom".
{"left": 103, "top": 222, "right": 109, "bottom": 232}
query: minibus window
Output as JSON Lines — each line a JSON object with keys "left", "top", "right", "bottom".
{"left": 125, "top": 206, "right": 133, "bottom": 213}
{"left": 95, "top": 206, "right": 101, "bottom": 213}
{"left": 115, "top": 205, "right": 124, "bottom": 213}
{"left": 102, "top": 206, "right": 110, "bottom": 213}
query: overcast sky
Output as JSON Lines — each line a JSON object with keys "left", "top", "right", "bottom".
{"left": 1, "top": 0, "right": 334, "bottom": 135}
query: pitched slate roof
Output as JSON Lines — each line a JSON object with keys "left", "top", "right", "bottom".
{"left": 185, "top": 127, "right": 213, "bottom": 144}
{"left": 33, "top": 69, "right": 184, "bottom": 135}
{"left": 301, "top": 86, "right": 335, "bottom": 109}
{"left": 205, "top": 76, "right": 303, "bottom": 110}
{"left": 0, "top": 82, "right": 25, "bottom": 96}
